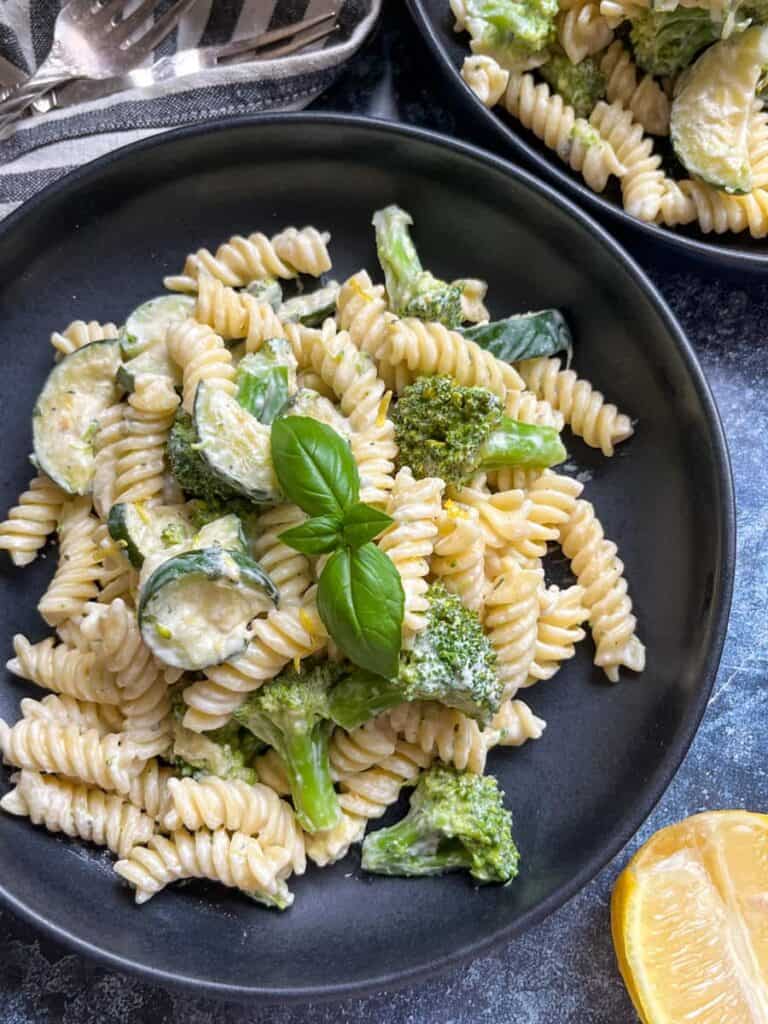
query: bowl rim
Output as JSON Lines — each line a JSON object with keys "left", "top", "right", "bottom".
{"left": 406, "top": 0, "right": 768, "bottom": 271}
{"left": 0, "top": 111, "right": 736, "bottom": 1002}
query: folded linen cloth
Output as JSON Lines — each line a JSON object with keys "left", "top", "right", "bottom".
{"left": 0, "top": 0, "right": 381, "bottom": 219}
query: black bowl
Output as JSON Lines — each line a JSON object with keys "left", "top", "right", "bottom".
{"left": 0, "top": 113, "right": 734, "bottom": 1000}
{"left": 407, "top": 0, "right": 768, "bottom": 270}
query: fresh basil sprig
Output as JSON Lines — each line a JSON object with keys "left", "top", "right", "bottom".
{"left": 270, "top": 416, "right": 403, "bottom": 675}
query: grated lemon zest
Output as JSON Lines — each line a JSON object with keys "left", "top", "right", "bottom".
{"left": 376, "top": 392, "right": 392, "bottom": 427}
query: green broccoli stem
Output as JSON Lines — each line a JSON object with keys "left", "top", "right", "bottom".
{"left": 329, "top": 671, "right": 406, "bottom": 732}
{"left": 362, "top": 820, "right": 469, "bottom": 876}
{"left": 477, "top": 416, "right": 566, "bottom": 471}
{"left": 280, "top": 723, "right": 340, "bottom": 833}
{"left": 372, "top": 206, "right": 424, "bottom": 307}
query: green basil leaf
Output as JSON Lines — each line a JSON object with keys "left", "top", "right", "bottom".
{"left": 318, "top": 544, "right": 404, "bottom": 679}
{"left": 459, "top": 310, "right": 572, "bottom": 366}
{"left": 270, "top": 416, "right": 359, "bottom": 517}
{"left": 279, "top": 515, "right": 343, "bottom": 556}
{"left": 341, "top": 502, "right": 394, "bottom": 549}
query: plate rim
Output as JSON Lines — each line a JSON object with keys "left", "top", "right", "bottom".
{"left": 406, "top": 0, "right": 768, "bottom": 271}
{"left": 0, "top": 111, "right": 736, "bottom": 1002}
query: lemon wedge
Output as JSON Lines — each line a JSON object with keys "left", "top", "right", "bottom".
{"left": 671, "top": 26, "right": 768, "bottom": 194}
{"left": 612, "top": 811, "right": 768, "bottom": 1023}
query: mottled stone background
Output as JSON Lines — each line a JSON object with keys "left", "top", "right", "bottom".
{"left": 2, "top": 4, "right": 765, "bottom": 1022}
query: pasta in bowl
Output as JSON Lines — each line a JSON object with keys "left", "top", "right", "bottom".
{"left": 408, "top": 0, "right": 768, "bottom": 263}
{"left": 0, "top": 115, "right": 733, "bottom": 996}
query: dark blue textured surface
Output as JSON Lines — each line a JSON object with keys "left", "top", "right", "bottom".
{"left": 2, "top": 4, "right": 764, "bottom": 1021}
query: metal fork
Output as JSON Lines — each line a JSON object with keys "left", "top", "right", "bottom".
{"left": 0, "top": 0, "right": 197, "bottom": 138}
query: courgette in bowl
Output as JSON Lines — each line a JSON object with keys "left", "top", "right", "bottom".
{"left": 121, "top": 295, "right": 195, "bottom": 358}
{"left": 138, "top": 547, "right": 278, "bottom": 670}
{"left": 108, "top": 502, "right": 195, "bottom": 568}
{"left": 33, "top": 339, "right": 122, "bottom": 495}
{"left": 193, "top": 381, "right": 280, "bottom": 502}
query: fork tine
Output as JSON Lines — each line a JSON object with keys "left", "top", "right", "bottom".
{"left": 90, "top": 0, "right": 130, "bottom": 29}
{"left": 214, "top": 10, "right": 337, "bottom": 60}
{"left": 63, "top": 0, "right": 103, "bottom": 21}
{"left": 110, "top": 0, "right": 161, "bottom": 45}
{"left": 127, "top": 0, "right": 198, "bottom": 55}
{"left": 249, "top": 21, "right": 337, "bottom": 61}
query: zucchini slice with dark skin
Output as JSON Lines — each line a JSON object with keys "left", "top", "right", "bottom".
{"left": 138, "top": 547, "right": 278, "bottom": 670}
{"left": 121, "top": 295, "right": 195, "bottom": 359}
{"left": 193, "top": 381, "right": 280, "bottom": 503}
{"left": 33, "top": 339, "right": 122, "bottom": 495}
{"left": 235, "top": 340, "right": 297, "bottom": 424}
{"left": 279, "top": 281, "right": 340, "bottom": 326}
{"left": 117, "top": 338, "right": 183, "bottom": 393}
{"left": 459, "top": 310, "right": 572, "bottom": 365}
{"left": 108, "top": 503, "right": 195, "bottom": 568}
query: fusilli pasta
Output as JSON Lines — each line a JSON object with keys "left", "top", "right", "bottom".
{"left": 166, "top": 319, "right": 236, "bottom": 413}
{"left": 600, "top": 41, "right": 670, "bottom": 136}
{"left": 7, "top": 634, "right": 121, "bottom": 705}
{"left": 251, "top": 505, "right": 312, "bottom": 604}
{"left": 50, "top": 320, "right": 118, "bottom": 360}
{"left": 589, "top": 100, "right": 666, "bottom": 222}
{"left": 431, "top": 500, "right": 487, "bottom": 613}
{"left": 20, "top": 693, "right": 124, "bottom": 736}
{"left": 38, "top": 500, "right": 103, "bottom": 627}
{"left": 0, "top": 475, "right": 66, "bottom": 567}
{"left": 557, "top": 0, "right": 614, "bottom": 64}
{"left": 527, "top": 584, "right": 589, "bottom": 684}
{"left": 484, "top": 564, "right": 542, "bottom": 696}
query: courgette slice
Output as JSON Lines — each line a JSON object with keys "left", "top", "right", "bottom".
{"left": 459, "top": 310, "right": 572, "bottom": 365}
{"left": 108, "top": 503, "right": 194, "bottom": 568}
{"left": 279, "top": 281, "right": 340, "bottom": 326}
{"left": 33, "top": 339, "right": 122, "bottom": 495}
{"left": 138, "top": 547, "right": 278, "bottom": 670}
{"left": 121, "top": 295, "right": 195, "bottom": 358}
{"left": 192, "top": 514, "right": 247, "bottom": 553}
{"left": 117, "top": 338, "right": 183, "bottom": 393}
{"left": 671, "top": 26, "right": 768, "bottom": 193}
{"left": 278, "top": 387, "right": 352, "bottom": 439}
{"left": 193, "top": 382, "right": 280, "bottom": 502}
{"left": 245, "top": 278, "right": 283, "bottom": 310}
{"left": 235, "top": 340, "right": 297, "bottom": 424}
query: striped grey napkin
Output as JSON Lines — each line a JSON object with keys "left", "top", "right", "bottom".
{"left": 0, "top": 0, "right": 381, "bottom": 220}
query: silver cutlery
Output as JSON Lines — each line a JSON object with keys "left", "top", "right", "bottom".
{"left": 30, "top": 10, "right": 338, "bottom": 114}
{"left": 0, "top": 0, "right": 198, "bottom": 139}
{"left": 0, "top": 55, "right": 26, "bottom": 92}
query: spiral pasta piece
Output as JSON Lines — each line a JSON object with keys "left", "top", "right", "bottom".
{"left": 488, "top": 697, "right": 547, "bottom": 746}
{"left": 0, "top": 475, "right": 66, "bottom": 567}
{"left": 193, "top": 274, "right": 287, "bottom": 346}
{"left": 599, "top": 0, "right": 731, "bottom": 22}
{"left": 0, "top": 719, "right": 140, "bottom": 795}
{"left": 114, "top": 828, "right": 294, "bottom": 905}
{"left": 162, "top": 777, "right": 306, "bottom": 875}
{"left": 517, "top": 357, "right": 633, "bottom": 456}
{"left": 431, "top": 500, "right": 487, "bottom": 613}
{"left": 50, "top": 319, "right": 118, "bottom": 360}
{"left": 461, "top": 54, "right": 510, "bottom": 108}
{"left": 329, "top": 717, "right": 397, "bottom": 776}
{"left": 600, "top": 41, "right": 670, "bottom": 136}
{"left": 504, "top": 387, "right": 565, "bottom": 431}
{"left": 164, "top": 227, "right": 330, "bottom": 292}
{"left": 126, "top": 758, "right": 175, "bottom": 819}
{"left": 557, "top": 0, "right": 613, "bottom": 64}
{"left": 450, "top": 486, "right": 549, "bottom": 569}
{"left": 378, "top": 468, "right": 444, "bottom": 642}
{"left": 559, "top": 498, "right": 646, "bottom": 680}
{"left": 527, "top": 584, "right": 589, "bottom": 684}
{"left": 524, "top": 470, "right": 585, "bottom": 529}
{"left": 95, "top": 526, "right": 137, "bottom": 606}
{"left": 183, "top": 594, "right": 327, "bottom": 732}
{"left": 38, "top": 500, "right": 103, "bottom": 627}
{"left": 2, "top": 770, "right": 155, "bottom": 858}
{"left": 20, "top": 693, "right": 124, "bottom": 736}
{"left": 82, "top": 598, "right": 173, "bottom": 759}
{"left": 388, "top": 701, "right": 488, "bottom": 773}
{"left": 7, "top": 634, "right": 121, "bottom": 705}
{"left": 166, "top": 319, "right": 235, "bottom": 413}
{"left": 91, "top": 403, "right": 125, "bottom": 520}
{"left": 254, "top": 748, "right": 292, "bottom": 797}
{"left": 111, "top": 377, "right": 179, "bottom": 507}
{"left": 379, "top": 317, "right": 522, "bottom": 399}
{"left": 589, "top": 100, "right": 666, "bottom": 221}
{"left": 658, "top": 165, "right": 768, "bottom": 239}
{"left": 336, "top": 270, "right": 399, "bottom": 385}
{"left": 485, "top": 564, "right": 542, "bottom": 697}
{"left": 251, "top": 505, "right": 312, "bottom": 604}
{"left": 501, "top": 71, "right": 626, "bottom": 193}
{"left": 306, "top": 739, "right": 433, "bottom": 867}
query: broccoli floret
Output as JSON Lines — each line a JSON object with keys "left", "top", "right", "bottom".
{"left": 539, "top": 50, "right": 606, "bottom": 118}
{"left": 169, "top": 690, "right": 262, "bottom": 782}
{"left": 166, "top": 409, "right": 238, "bottom": 504}
{"left": 330, "top": 583, "right": 501, "bottom": 730}
{"left": 372, "top": 206, "right": 463, "bottom": 328}
{"left": 234, "top": 661, "right": 343, "bottom": 832}
{"left": 630, "top": 7, "right": 720, "bottom": 76}
{"left": 392, "top": 375, "right": 566, "bottom": 485}
{"left": 160, "top": 520, "right": 189, "bottom": 548}
{"left": 361, "top": 764, "right": 520, "bottom": 883}
{"left": 464, "top": 0, "right": 558, "bottom": 67}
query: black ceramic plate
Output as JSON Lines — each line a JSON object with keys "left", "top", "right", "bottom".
{"left": 0, "top": 114, "right": 734, "bottom": 1001}
{"left": 407, "top": 0, "right": 768, "bottom": 270}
